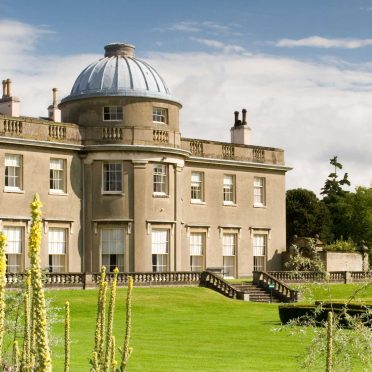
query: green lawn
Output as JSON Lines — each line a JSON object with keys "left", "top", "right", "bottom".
{"left": 4, "top": 283, "right": 372, "bottom": 371}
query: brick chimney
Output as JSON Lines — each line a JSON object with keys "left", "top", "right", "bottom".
{"left": 0, "top": 79, "right": 20, "bottom": 117}
{"left": 230, "top": 108, "right": 251, "bottom": 145}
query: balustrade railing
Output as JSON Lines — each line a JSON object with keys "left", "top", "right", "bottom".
{"left": 252, "top": 148, "right": 265, "bottom": 162}
{"left": 102, "top": 127, "right": 123, "bottom": 140}
{"left": 222, "top": 144, "right": 235, "bottom": 159}
{"left": 253, "top": 271, "right": 298, "bottom": 302}
{"left": 3, "top": 119, "right": 23, "bottom": 134}
{"left": 190, "top": 141, "right": 203, "bottom": 156}
{"left": 268, "top": 271, "right": 372, "bottom": 284}
{"left": 199, "top": 271, "right": 243, "bottom": 300}
{"left": 153, "top": 130, "right": 169, "bottom": 143}
{"left": 49, "top": 125, "right": 66, "bottom": 139}
{"left": 92, "top": 271, "right": 201, "bottom": 286}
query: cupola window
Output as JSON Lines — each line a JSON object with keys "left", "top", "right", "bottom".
{"left": 153, "top": 107, "right": 168, "bottom": 124}
{"left": 103, "top": 106, "right": 123, "bottom": 121}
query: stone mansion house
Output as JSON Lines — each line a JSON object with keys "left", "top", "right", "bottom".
{"left": 0, "top": 43, "right": 290, "bottom": 278}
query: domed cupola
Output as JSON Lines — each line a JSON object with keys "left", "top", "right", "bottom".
{"left": 61, "top": 43, "right": 180, "bottom": 105}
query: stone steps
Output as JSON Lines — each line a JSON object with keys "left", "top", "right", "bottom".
{"left": 231, "top": 283, "right": 280, "bottom": 303}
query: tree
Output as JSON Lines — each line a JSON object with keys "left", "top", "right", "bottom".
{"left": 286, "top": 188, "right": 332, "bottom": 243}
{"left": 321, "top": 157, "right": 351, "bottom": 241}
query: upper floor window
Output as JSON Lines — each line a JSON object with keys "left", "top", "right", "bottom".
{"left": 4, "top": 154, "right": 22, "bottom": 191}
{"left": 103, "top": 106, "right": 123, "bottom": 121}
{"left": 50, "top": 158, "right": 66, "bottom": 193}
{"left": 103, "top": 162, "right": 123, "bottom": 193}
{"left": 223, "top": 175, "right": 235, "bottom": 204}
{"left": 153, "top": 107, "right": 168, "bottom": 124}
{"left": 191, "top": 172, "right": 204, "bottom": 202}
{"left": 254, "top": 177, "right": 266, "bottom": 206}
{"left": 3, "top": 226, "right": 23, "bottom": 273}
{"left": 48, "top": 228, "right": 67, "bottom": 273}
{"left": 153, "top": 164, "right": 168, "bottom": 195}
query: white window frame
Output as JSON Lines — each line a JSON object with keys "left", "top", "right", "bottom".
{"left": 48, "top": 228, "right": 67, "bottom": 273}
{"left": 4, "top": 154, "right": 22, "bottom": 192}
{"left": 253, "top": 234, "right": 267, "bottom": 272}
{"left": 49, "top": 158, "right": 66, "bottom": 193}
{"left": 152, "top": 107, "right": 168, "bottom": 124}
{"left": 151, "top": 229, "right": 169, "bottom": 272}
{"left": 223, "top": 233, "right": 236, "bottom": 278}
{"left": 102, "top": 161, "right": 123, "bottom": 194}
{"left": 254, "top": 177, "right": 266, "bottom": 207}
{"left": 153, "top": 164, "right": 168, "bottom": 195}
{"left": 223, "top": 175, "right": 235, "bottom": 205}
{"left": 3, "top": 226, "right": 23, "bottom": 273}
{"left": 101, "top": 228, "right": 125, "bottom": 272}
{"left": 103, "top": 106, "right": 123, "bottom": 121}
{"left": 191, "top": 172, "right": 204, "bottom": 203}
{"left": 189, "top": 233, "right": 205, "bottom": 272}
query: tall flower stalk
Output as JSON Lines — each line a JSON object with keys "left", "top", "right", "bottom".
{"left": 22, "top": 270, "right": 32, "bottom": 370}
{"left": 0, "top": 232, "right": 7, "bottom": 368}
{"left": 28, "top": 194, "right": 51, "bottom": 371}
{"left": 64, "top": 301, "right": 70, "bottom": 372}
{"left": 326, "top": 311, "right": 334, "bottom": 372}
{"left": 104, "top": 268, "right": 119, "bottom": 370}
{"left": 120, "top": 276, "right": 133, "bottom": 371}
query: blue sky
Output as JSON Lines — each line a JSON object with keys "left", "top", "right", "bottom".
{"left": 1, "top": 0, "right": 372, "bottom": 192}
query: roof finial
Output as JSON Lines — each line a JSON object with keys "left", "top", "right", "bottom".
{"left": 104, "top": 43, "right": 135, "bottom": 58}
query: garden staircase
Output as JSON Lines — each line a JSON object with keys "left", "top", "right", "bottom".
{"left": 231, "top": 283, "right": 280, "bottom": 303}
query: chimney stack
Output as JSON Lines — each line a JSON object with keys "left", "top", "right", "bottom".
{"left": 48, "top": 88, "right": 61, "bottom": 122}
{"left": 230, "top": 108, "right": 251, "bottom": 145}
{"left": 0, "top": 78, "right": 20, "bottom": 117}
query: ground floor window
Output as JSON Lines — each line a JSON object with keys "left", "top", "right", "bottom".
{"left": 101, "top": 228, "right": 125, "bottom": 272}
{"left": 223, "top": 234, "right": 236, "bottom": 278}
{"left": 152, "top": 229, "right": 169, "bottom": 272}
{"left": 3, "top": 226, "right": 23, "bottom": 273}
{"left": 253, "top": 234, "right": 267, "bottom": 271}
{"left": 190, "top": 233, "right": 205, "bottom": 272}
{"left": 48, "top": 228, "right": 67, "bottom": 272}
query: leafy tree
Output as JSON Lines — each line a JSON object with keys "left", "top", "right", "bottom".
{"left": 286, "top": 188, "right": 332, "bottom": 243}
{"left": 321, "top": 157, "right": 351, "bottom": 241}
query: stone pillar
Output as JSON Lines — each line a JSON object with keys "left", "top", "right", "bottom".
{"left": 174, "top": 164, "right": 184, "bottom": 270}
{"left": 132, "top": 160, "right": 150, "bottom": 271}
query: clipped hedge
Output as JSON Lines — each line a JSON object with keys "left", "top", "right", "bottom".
{"left": 279, "top": 303, "right": 372, "bottom": 327}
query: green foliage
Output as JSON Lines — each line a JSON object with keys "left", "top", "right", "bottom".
{"left": 286, "top": 188, "right": 332, "bottom": 243}
{"left": 323, "top": 239, "right": 357, "bottom": 252}
{"left": 285, "top": 239, "right": 325, "bottom": 272}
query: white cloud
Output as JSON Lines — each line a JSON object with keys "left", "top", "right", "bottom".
{"left": 161, "top": 21, "right": 237, "bottom": 36}
{"left": 190, "top": 37, "right": 246, "bottom": 53}
{"left": 275, "top": 36, "right": 372, "bottom": 49}
{"left": 2, "top": 20, "right": 372, "bottom": 194}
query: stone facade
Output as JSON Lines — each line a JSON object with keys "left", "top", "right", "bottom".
{"left": 0, "top": 43, "right": 290, "bottom": 277}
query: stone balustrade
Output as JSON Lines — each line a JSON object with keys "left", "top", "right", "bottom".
{"left": 102, "top": 127, "right": 123, "bottom": 140}
{"left": 200, "top": 271, "right": 243, "bottom": 299}
{"left": 3, "top": 118, "right": 23, "bottom": 134}
{"left": 268, "top": 271, "right": 372, "bottom": 284}
{"left": 49, "top": 124, "right": 67, "bottom": 139}
{"left": 253, "top": 271, "right": 298, "bottom": 302}
{"left": 153, "top": 129, "right": 169, "bottom": 143}
{"left": 181, "top": 138, "right": 285, "bottom": 165}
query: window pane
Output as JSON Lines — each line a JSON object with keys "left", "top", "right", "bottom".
{"left": 103, "top": 106, "right": 123, "bottom": 121}
{"left": 103, "top": 162, "right": 122, "bottom": 192}
{"left": 191, "top": 172, "right": 203, "bottom": 200}
{"left": 153, "top": 164, "right": 167, "bottom": 194}
{"left": 3, "top": 227, "right": 23, "bottom": 254}
{"left": 4, "top": 154, "right": 21, "bottom": 189}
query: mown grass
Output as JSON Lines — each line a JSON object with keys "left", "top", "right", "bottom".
{"left": 5, "top": 283, "right": 371, "bottom": 371}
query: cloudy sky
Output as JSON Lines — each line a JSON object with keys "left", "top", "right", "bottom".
{"left": 1, "top": 0, "right": 372, "bottom": 194}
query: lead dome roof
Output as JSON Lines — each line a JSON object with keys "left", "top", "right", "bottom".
{"left": 61, "top": 43, "right": 180, "bottom": 105}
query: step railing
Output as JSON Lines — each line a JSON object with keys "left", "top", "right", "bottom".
{"left": 253, "top": 271, "right": 298, "bottom": 303}
{"left": 199, "top": 271, "right": 244, "bottom": 300}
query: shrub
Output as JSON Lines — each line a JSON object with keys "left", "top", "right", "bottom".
{"left": 323, "top": 239, "right": 357, "bottom": 252}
